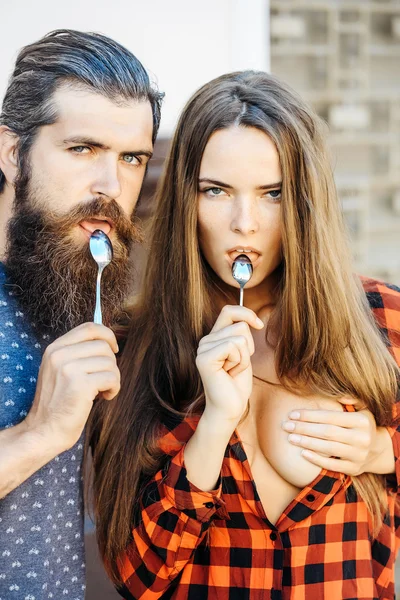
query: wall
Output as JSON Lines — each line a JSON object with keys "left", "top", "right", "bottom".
{"left": 0, "top": 0, "right": 270, "bottom": 136}
{"left": 270, "top": 0, "right": 400, "bottom": 284}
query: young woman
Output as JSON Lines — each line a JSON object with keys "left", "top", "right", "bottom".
{"left": 88, "top": 71, "right": 400, "bottom": 599}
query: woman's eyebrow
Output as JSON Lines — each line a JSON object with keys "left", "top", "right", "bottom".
{"left": 198, "top": 178, "right": 282, "bottom": 190}
{"left": 257, "top": 182, "right": 282, "bottom": 190}
{"left": 198, "top": 178, "right": 233, "bottom": 189}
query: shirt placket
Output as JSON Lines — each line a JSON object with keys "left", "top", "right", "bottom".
{"left": 227, "top": 433, "right": 352, "bottom": 599}
{"left": 275, "top": 470, "right": 350, "bottom": 531}
{"left": 227, "top": 435, "right": 289, "bottom": 599}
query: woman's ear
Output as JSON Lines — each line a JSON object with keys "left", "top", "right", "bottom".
{"left": 0, "top": 126, "right": 19, "bottom": 186}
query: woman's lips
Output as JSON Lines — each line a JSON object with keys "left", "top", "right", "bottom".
{"left": 227, "top": 250, "right": 260, "bottom": 264}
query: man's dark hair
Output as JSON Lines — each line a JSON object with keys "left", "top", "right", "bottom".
{"left": 0, "top": 29, "right": 163, "bottom": 193}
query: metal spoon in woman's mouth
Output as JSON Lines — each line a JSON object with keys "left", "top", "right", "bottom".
{"left": 231, "top": 254, "right": 253, "bottom": 307}
{"left": 89, "top": 229, "right": 113, "bottom": 324}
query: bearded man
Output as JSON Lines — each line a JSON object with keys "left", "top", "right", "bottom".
{"left": 0, "top": 29, "right": 162, "bottom": 599}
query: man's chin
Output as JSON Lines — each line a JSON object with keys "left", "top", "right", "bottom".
{"left": 4, "top": 201, "right": 135, "bottom": 337}
{"left": 5, "top": 271, "right": 131, "bottom": 339}
{"left": 4, "top": 245, "right": 132, "bottom": 338}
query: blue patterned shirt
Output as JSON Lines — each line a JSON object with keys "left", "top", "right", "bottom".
{"left": 0, "top": 263, "right": 85, "bottom": 600}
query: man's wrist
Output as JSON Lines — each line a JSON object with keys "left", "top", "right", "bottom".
{"left": 0, "top": 420, "right": 66, "bottom": 499}
{"left": 21, "top": 418, "right": 67, "bottom": 460}
{"left": 365, "top": 427, "right": 395, "bottom": 475}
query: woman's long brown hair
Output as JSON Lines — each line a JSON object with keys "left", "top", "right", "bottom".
{"left": 86, "top": 71, "right": 400, "bottom": 584}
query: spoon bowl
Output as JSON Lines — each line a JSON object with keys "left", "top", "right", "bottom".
{"left": 89, "top": 229, "right": 113, "bottom": 267}
{"left": 89, "top": 230, "right": 113, "bottom": 324}
{"left": 231, "top": 254, "right": 253, "bottom": 306}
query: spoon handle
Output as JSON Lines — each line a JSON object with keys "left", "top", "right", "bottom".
{"left": 94, "top": 267, "right": 103, "bottom": 325}
{"left": 239, "top": 286, "right": 244, "bottom": 307}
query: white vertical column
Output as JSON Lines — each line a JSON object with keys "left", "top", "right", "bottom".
{"left": 229, "top": 0, "right": 270, "bottom": 73}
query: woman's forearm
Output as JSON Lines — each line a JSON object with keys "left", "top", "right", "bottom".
{"left": 184, "top": 408, "right": 237, "bottom": 491}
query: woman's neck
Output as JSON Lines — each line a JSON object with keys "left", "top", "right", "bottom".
{"left": 242, "top": 279, "right": 278, "bottom": 318}
{"left": 214, "top": 269, "right": 281, "bottom": 323}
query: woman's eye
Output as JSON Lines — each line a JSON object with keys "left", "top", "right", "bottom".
{"left": 267, "top": 189, "right": 282, "bottom": 200}
{"left": 204, "top": 187, "right": 224, "bottom": 197}
{"left": 123, "top": 154, "right": 140, "bottom": 165}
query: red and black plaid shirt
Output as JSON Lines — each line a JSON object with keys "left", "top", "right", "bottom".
{"left": 117, "top": 278, "right": 400, "bottom": 600}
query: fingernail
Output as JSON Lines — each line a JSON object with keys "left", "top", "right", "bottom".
{"left": 289, "top": 411, "right": 300, "bottom": 420}
{"left": 256, "top": 317, "right": 264, "bottom": 327}
{"left": 282, "top": 421, "right": 295, "bottom": 431}
{"left": 288, "top": 434, "right": 301, "bottom": 443}
{"left": 301, "top": 450, "right": 312, "bottom": 458}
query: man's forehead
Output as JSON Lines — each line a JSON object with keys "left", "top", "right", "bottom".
{"left": 48, "top": 85, "right": 153, "bottom": 144}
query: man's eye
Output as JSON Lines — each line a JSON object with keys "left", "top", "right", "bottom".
{"left": 123, "top": 154, "right": 140, "bottom": 165}
{"left": 71, "top": 146, "right": 90, "bottom": 154}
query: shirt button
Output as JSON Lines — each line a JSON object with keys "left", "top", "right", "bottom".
{"left": 270, "top": 532, "right": 278, "bottom": 541}
{"left": 306, "top": 494, "right": 315, "bottom": 502}
{"left": 204, "top": 502, "right": 214, "bottom": 509}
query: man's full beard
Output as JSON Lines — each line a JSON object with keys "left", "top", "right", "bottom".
{"left": 4, "top": 175, "right": 142, "bottom": 338}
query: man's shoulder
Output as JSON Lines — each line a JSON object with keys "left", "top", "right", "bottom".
{"left": 0, "top": 262, "right": 8, "bottom": 296}
{"left": 359, "top": 276, "right": 400, "bottom": 362}
{"left": 359, "top": 275, "right": 400, "bottom": 315}
{"left": 0, "top": 263, "right": 19, "bottom": 305}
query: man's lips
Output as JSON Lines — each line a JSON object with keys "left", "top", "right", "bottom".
{"left": 79, "top": 218, "right": 113, "bottom": 237}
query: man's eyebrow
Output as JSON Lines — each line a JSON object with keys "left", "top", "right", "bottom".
{"left": 62, "top": 137, "right": 153, "bottom": 158}
{"left": 62, "top": 136, "right": 109, "bottom": 149}
{"left": 198, "top": 177, "right": 282, "bottom": 190}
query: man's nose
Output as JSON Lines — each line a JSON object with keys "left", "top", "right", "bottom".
{"left": 230, "top": 198, "right": 260, "bottom": 235}
{"left": 90, "top": 157, "right": 122, "bottom": 200}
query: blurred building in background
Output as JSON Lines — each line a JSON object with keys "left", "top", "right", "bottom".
{"left": 269, "top": 0, "right": 400, "bottom": 283}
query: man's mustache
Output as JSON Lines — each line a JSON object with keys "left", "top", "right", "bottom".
{"left": 46, "top": 197, "right": 143, "bottom": 245}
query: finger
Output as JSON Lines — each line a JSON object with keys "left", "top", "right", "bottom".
{"left": 300, "top": 449, "right": 359, "bottom": 476}
{"left": 198, "top": 338, "right": 249, "bottom": 372}
{"left": 198, "top": 335, "right": 251, "bottom": 362}
{"left": 228, "top": 357, "right": 251, "bottom": 378}
{"left": 289, "top": 409, "right": 370, "bottom": 430}
{"left": 196, "top": 339, "right": 245, "bottom": 373}
{"left": 226, "top": 339, "right": 251, "bottom": 376}
{"left": 211, "top": 305, "right": 264, "bottom": 334}
{"left": 46, "top": 340, "right": 118, "bottom": 370}
{"left": 48, "top": 322, "right": 119, "bottom": 354}
{"left": 59, "top": 357, "right": 119, "bottom": 379}
{"left": 282, "top": 420, "right": 366, "bottom": 446}
{"left": 88, "top": 371, "right": 120, "bottom": 401}
{"left": 199, "top": 322, "right": 255, "bottom": 355}
{"left": 287, "top": 434, "right": 363, "bottom": 461}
